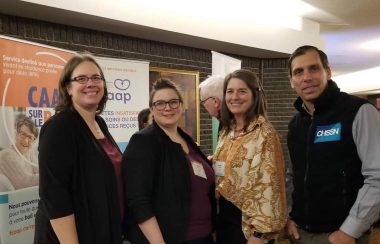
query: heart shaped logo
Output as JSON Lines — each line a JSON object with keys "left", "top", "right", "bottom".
{"left": 114, "top": 79, "right": 131, "bottom": 90}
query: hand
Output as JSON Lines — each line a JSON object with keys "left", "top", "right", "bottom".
{"left": 212, "top": 231, "right": 216, "bottom": 242}
{"left": 328, "top": 230, "right": 355, "bottom": 244}
{"left": 247, "top": 235, "right": 263, "bottom": 244}
{"left": 207, "top": 155, "right": 214, "bottom": 161}
{"left": 286, "top": 219, "right": 300, "bottom": 240}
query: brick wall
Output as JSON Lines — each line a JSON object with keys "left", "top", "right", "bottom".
{"left": 0, "top": 13, "right": 296, "bottom": 161}
{"left": 262, "top": 60, "right": 297, "bottom": 165}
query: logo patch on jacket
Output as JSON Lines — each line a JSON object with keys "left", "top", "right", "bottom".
{"left": 314, "top": 123, "right": 342, "bottom": 143}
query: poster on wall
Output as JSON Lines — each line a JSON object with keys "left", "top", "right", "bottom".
{"left": 0, "top": 35, "right": 74, "bottom": 244}
{"left": 96, "top": 57, "right": 149, "bottom": 152}
{"left": 211, "top": 51, "right": 241, "bottom": 76}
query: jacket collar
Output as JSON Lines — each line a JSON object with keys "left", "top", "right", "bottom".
{"left": 151, "top": 120, "right": 194, "bottom": 145}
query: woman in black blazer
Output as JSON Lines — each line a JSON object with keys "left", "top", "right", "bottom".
{"left": 35, "top": 54, "right": 123, "bottom": 244}
{"left": 123, "top": 78, "right": 216, "bottom": 244}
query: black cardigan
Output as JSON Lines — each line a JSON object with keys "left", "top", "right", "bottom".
{"left": 123, "top": 121, "right": 216, "bottom": 244}
{"left": 34, "top": 110, "right": 122, "bottom": 244}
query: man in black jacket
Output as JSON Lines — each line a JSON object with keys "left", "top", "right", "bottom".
{"left": 286, "top": 45, "right": 380, "bottom": 244}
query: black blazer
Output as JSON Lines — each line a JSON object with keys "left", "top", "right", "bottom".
{"left": 123, "top": 121, "right": 216, "bottom": 244}
{"left": 35, "top": 109, "right": 122, "bottom": 244}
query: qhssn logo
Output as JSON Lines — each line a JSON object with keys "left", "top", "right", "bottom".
{"left": 314, "top": 122, "right": 342, "bottom": 143}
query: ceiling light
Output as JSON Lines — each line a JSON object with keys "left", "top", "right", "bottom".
{"left": 335, "top": 66, "right": 380, "bottom": 94}
{"left": 360, "top": 39, "right": 380, "bottom": 51}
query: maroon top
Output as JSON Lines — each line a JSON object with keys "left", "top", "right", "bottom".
{"left": 98, "top": 137, "right": 124, "bottom": 219}
{"left": 185, "top": 143, "right": 215, "bottom": 240}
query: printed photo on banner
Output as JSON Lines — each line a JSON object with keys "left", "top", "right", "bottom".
{"left": 0, "top": 110, "right": 39, "bottom": 192}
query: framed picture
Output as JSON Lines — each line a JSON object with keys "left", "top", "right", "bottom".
{"left": 149, "top": 67, "right": 200, "bottom": 143}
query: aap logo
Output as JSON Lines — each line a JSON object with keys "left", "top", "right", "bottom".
{"left": 108, "top": 78, "right": 132, "bottom": 104}
{"left": 114, "top": 79, "right": 131, "bottom": 90}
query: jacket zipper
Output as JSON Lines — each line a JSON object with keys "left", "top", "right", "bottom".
{"left": 303, "top": 115, "right": 313, "bottom": 230}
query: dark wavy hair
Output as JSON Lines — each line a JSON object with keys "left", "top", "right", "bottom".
{"left": 137, "top": 108, "right": 151, "bottom": 130}
{"left": 220, "top": 69, "right": 267, "bottom": 134}
{"left": 288, "top": 45, "right": 330, "bottom": 77}
{"left": 149, "top": 78, "right": 183, "bottom": 107}
{"left": 55, "top": 53, "right": 108, "bottom": 114}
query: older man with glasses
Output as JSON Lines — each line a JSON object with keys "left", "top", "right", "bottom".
{"left": 199, "top": 75, "right": 225, "bottom": 121}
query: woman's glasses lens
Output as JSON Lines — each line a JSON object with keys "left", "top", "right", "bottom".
{"left": 71, "top": 75, "right": 103, "bottom": 84}
{"left": 153, "top": 99, "right": 180, "bottom": 110}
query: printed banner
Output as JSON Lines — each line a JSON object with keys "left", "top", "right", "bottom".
{"left": 0, "top": 188, "right": 39, "bottom": 244}
{"left": 0, "top": 35, "right": 74, "bottom": 244}
{"left": 96, "top": 56, "right": 149, "bottom": 151}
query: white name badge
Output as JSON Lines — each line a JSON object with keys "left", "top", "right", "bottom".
{"left": 214, "top": 161, "right": 225, "bottom": 177}
{"left": 191, "top": 161, "right": 207, "bottom": 179}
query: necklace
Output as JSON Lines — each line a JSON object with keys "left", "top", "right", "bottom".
{"left": 234, "top": 127, "right": 244, "bottom": 132}
{"left": 93, "top": 122, "right": 102, "bottom": 135}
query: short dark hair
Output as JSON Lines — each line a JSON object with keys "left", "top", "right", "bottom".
{"left": 149, "top": 78, "right": 183, "bottom": 107}
{"left": 15, "top": 114, "right": 39, "bottom": 138}
{"left": 221, "top": 69, "right": 267, "bottom": 134}
{"left": 55, "top": 53, "right": 108, "bottom": 114}
{"left": 288, "top": 45, "right": 330, "bottom": 77}
{"left": 137, "top": 108, "right": 151, "bottom": 130}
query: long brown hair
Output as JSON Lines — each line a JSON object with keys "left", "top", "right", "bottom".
{"left": 220, "top": 69, "right": 267, "bottom": 133}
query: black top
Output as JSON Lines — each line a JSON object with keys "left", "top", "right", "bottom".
{"left": 287, "top": 80, "right": 367, "bottom": 232}
{"left": 34, "top": 109, "right": 122, "bottom": 244}
{"left": 123, "top": 121, "right": 216, "bottom": 244}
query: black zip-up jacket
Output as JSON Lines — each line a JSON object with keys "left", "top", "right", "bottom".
{"left": 123, "top": 121, "right": 216, "bottom": 243}
{"left": 287, "top": 80, "right": 367, "bottom": 233}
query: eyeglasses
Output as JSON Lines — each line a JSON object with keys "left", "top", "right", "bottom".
{"left": 17, "top": 130, "right": 36, "bottom": 142}
{"left": 152, "top": 99, "right": 181, "bottom": 111}
{"left": 200, "top": 97, "right": 214, "bottom": 105}
{"left": 71, "top": 75, "right": 104, "bottom": 84}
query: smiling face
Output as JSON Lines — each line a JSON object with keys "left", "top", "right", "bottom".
{"left": 290, "top": 49, "right": 331, "bottom": 110}
{"left": 67, "top": 61, "right": 105, "bottom": 112}
{"left": 225, "top": 78, "right": 253, "bottom": 120}
{"left": 151, "top": 88, "right": 182, "bottom": 129}
{"left": 15, "top": 125, "right": 35, "bottom": 155}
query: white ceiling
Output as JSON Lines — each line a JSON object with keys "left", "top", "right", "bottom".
{"left": 0, "top": 0, "right": 379, "bottom": 95}
{"left": 302, "top": 0, "right": 380, "bottom": 94}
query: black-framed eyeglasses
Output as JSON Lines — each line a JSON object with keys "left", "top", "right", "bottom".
{"left": 71, "top": 75, "right": 104, "bottom": 84}
{"left": 152, "top": 99, "right": 181, "bottom": 111}
{"left": 200, "top": 96, "right": 214, "bottom": 105}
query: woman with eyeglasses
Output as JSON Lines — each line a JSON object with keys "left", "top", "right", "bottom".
{"left": 123, "top": 78, "right": 216, "bottom": 244}
{"left": 34, "top": 54, "right": 123, "bottom": 244}
{"left": 0, "top": 114, "right": 39, "bottom": 191}
{"left": 213, "top": 69, "right": 287, "bottom": 244}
